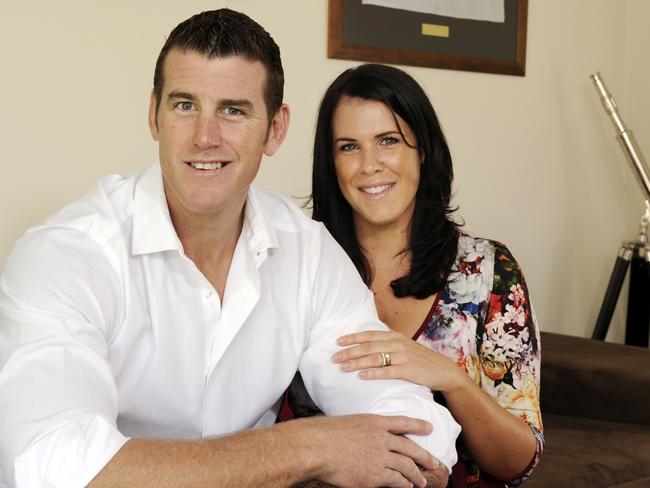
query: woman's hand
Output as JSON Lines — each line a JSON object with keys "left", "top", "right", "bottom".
{"left": 333, "top": 330, "right": 467, "bottom": 394}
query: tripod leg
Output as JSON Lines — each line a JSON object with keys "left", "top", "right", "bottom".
{"left": 625, "top": 254, "right": 650, "bottom": 346}
{"left": 592, "top": 253, "right": 631, "bottom": 340}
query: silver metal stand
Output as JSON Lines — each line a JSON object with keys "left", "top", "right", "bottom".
{"left": 590, "top": 73, "right": 650, "bottom": 345}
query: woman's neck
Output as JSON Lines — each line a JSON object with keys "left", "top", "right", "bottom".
{"left": 355, "top": 218, "right": 410, "bottom": 263}
{"left": 355, "top": 216, "right": 437, "bottom": 337}
{"left": 355, "top": 219, "right": 412, "bottom": 287}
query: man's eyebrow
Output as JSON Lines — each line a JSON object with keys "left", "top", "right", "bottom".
{"left": 219, "top": 98, "right": 255, "bottom": 111}
{"left": 166, "top": 91, "right": 196, "bottom": 102}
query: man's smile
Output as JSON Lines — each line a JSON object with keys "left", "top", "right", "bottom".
{"left": 185, "top": 160, "right": 232, "bottom": 171}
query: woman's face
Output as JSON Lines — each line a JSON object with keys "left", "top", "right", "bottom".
{"left": 332, "top": 96, "right": 421, "bottom": 231}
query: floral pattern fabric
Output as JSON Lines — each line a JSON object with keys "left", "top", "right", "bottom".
{"left": 416, "top": 233, "right": 543, "bottom": 487}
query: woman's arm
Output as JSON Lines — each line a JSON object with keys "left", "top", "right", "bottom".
{"left": 334, "top": 332, "right": 538, "bottom": 480}
{"left": 334, "top": 243, "right": 543, "bottom": 482}
{"left": 438, "top": 368, "right": 538, "bottom": 480}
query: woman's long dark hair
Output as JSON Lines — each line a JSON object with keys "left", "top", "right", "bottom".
{"left": 311, "top": 64, "right": 459, "bottom": 299}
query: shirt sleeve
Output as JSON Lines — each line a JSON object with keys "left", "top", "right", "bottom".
{"left": 478, "top": 242, "right": 543, "bottom": 485}
{"left": 0, "top": 228, "right": 128, "bottom": 487}
{"left": 298, "top": 226, "right": 461, "bottom": 472}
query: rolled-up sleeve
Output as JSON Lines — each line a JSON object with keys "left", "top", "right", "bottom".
{"left": 299, "top": 226, "right": 461, "bottom": 472}
{"left": 0, "top": 229, "right": 128, "bottom": 487}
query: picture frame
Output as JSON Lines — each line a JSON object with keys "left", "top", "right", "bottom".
{"left": 328, "top": 0, "right": 528, "bottom": 76}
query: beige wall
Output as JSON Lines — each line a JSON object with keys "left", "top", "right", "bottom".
{"left": 1, "top": 1, "right": 648, "bottom": 340}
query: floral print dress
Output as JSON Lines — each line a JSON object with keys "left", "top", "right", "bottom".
{"left": 416, "top": 233, "right": 543, "bottom": 487}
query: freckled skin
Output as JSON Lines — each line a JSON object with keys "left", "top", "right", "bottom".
{"left": 148, "top": 50, "right": 280, "bottom": 223}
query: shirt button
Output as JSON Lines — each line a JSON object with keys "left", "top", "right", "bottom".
{"left": 204, "top": 290, "right": 212, "bottom": 299}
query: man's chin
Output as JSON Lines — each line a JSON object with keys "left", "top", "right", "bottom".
{"left": 182, "top": 194, "right": 248, "bottom": 220}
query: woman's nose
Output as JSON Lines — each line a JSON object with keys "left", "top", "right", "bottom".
{"left": 360, "top": 147, "right": 383, "bottom": 175}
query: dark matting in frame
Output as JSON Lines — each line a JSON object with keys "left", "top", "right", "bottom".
{"left": 328, "top": 0, "right": 528, "bottom": 76}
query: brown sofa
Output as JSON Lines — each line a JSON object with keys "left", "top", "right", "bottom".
{"left": 525, "top": 332, "right": 650, "bottom": 487}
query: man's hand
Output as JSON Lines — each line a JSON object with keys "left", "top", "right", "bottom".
{"left": 421, "top": 462, "right": 449, "bottom": 488}
{"left": 290, "top": 414, "right": 439, "bottom": 488}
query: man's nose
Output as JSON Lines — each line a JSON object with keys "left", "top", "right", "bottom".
{"left": 193, "top": 115, "right": 222, "bottom": 149}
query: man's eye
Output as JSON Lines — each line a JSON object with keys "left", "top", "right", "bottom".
{"left": 379, "top": 136, "right": 398, "bottom": 146}
{"left": 176, "top": 101, "right": 194, "bottom": 111}
{"left": 225, "top": 107, "right": 243, "bottom": 116}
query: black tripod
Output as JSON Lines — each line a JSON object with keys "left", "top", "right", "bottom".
{"left": 592, "top": 205, "right": 650, "bottom": 346}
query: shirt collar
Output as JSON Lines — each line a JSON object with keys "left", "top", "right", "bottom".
{"left": 243, "top": 185, "right": 279, "bottom": 264}
{"left": 132, "top": 162, "right": 279, "bottom": 259}
{"left": 132, "top": 162, "right": 182, "bottom": 255}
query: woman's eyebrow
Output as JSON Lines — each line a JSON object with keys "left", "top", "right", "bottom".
{"left": 375, "top": 130, "right": 400, "bottom": 138}
{"left": 334, "top": 137, "right": 356, "bottom": 143}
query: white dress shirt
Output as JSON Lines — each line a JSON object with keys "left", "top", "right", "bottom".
{"left": 0, "top": 163, "right": 460, "bottom": 487}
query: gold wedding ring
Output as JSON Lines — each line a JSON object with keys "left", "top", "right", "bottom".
{"left": 379, "top": 351, "right": 392, "bottom": 368}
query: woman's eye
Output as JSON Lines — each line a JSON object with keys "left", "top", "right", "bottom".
{"left": 339, "top": 143, "right": 357, "bottom": 152}
{"left": 379, "top": 136, "right": 398, "bottom": 146}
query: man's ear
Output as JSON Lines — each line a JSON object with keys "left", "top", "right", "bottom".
{"left": 264, "top": 104, "right": 290, "bottom": 157}
{"left": 148, "top": 90, "right": 160, "bottom": 141}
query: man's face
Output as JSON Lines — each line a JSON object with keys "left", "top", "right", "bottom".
{"left": 149, "top": 49, "right": 287, "bottom": 221}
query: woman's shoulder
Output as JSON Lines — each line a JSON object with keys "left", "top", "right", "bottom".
{"left": 447, "top": 232, "right": 527, "bottom": 303}
{"left": 456, "top": 232, "right": 523, "bottom": 273}
{"left": 445, "top": 232, "right": 497, "bottom": 306}
{"left": 456, "top": 232, "right": 510, "bottom": 257}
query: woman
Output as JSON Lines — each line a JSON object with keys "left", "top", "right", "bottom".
{"left": 305, "top": 64, "right": 543, "bottom": 488}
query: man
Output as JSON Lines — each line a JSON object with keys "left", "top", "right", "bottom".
{"left": 0, "top": 9, "right": 459, "bottom": 488}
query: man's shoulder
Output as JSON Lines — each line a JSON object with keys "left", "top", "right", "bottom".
{"left": 1, "top": 172, "right": 136, "bottom": 333}
{"left": 30, "top": 171, "right": 139, "bottom": 243}
{"left": 8, "top": 171, "right": 140, "bottom": 274}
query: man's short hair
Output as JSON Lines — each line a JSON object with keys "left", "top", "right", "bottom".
{"left": 153, "top": 9, "right": 284, "bottom": 124}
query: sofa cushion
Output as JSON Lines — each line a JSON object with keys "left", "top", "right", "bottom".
{"left": 525, "top": 413, "right": 650, "bottom": 488}
{"left": 540, "top": 332, "right": 650, "bottom": 425}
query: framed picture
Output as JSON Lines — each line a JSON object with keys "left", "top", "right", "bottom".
{"left": 328, "top": 0, "right": 528, "bottom": 76}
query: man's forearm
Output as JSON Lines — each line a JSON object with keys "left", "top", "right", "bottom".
{"left": 89, "top": 421, "right": 316, "bottom": 488}
{"left": 89, "top": 414, "right": 439, "bottom": 488}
